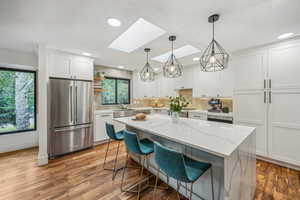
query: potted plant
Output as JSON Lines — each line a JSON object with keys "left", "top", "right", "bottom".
{"left": 169, "top": 95, "right": 189, "bottom": 123}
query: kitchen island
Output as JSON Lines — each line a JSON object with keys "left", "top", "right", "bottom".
{"left": 114, "top": 114, "right": 256, "bottom": 200}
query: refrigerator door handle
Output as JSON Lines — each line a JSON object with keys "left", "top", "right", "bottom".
{"left": 75, "top": 85, "right": 78, "bottom": 123}
{"left": 69, "top": 85, "right": 73, "bottom": 123}
{"left": 54, "top": 124, "right": 92, "bottom": 133}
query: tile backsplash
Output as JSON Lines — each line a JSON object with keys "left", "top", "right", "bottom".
{"left": 132, "top": 97, "right": 233, "bottom": 112}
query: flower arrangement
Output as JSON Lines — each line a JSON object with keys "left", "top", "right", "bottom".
{"left": 169, "top": 95, "right": 189, "bottom": 113}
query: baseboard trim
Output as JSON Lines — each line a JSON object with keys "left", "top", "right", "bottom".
{"left": 257, "top": 155, "right": 300, "bottom": 171}
{"left": 94, "top": 139, "right": 109, "bottom": 146}
{"left": 38, "top": 153, "right": 48, "bottom": 166}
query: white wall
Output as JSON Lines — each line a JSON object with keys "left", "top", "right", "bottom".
{"left": 0, "top": 48, "right": 38, "bottom": 153}
{"left": 0, "top": 48, "right": 37, "bottom": 67}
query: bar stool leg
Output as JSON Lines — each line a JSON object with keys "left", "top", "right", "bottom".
{"left": 189, "top": 183, "right": 194, "bottom": 200}
{"left": 153, "top": 168, "right": 160, "bottom": 200}
{"left": 211, "top": 167, "right": 215, "bottom": 200}
{"left": 103, "top": 139, "right": 111, "bottom": 168}
{"left": 176, "top": 180, "right": 181, "bottom": 200}
{"left": 121, "top": 152, "right": 129, "bottom": 192}
{"left": 112, "top": 141, "right": 121, "bottom": 180}
{"left": 185, "top": 182, "right": 188, "bottom": 196}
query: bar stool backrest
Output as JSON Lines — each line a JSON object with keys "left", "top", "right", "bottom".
{"left": 154, "top": 142, "right": 189, "bottom": 183}
{"left": 123, "top": 130, "right": 143, "bottom": 155}
{"left": 105, "top": 123, "right": 117, "bottom": 140}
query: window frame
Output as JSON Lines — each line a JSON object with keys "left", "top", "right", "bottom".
{"left": 101, "top": 77, "right": 131, "bottom": 105}
{"left": 0, "top": 67, "right": 37, "bottom": 135}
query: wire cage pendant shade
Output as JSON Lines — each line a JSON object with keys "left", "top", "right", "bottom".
{"left": 140, "top": 48, "right": 155, "bottom": 82}
{"left": 200, "top": 14, "right": 229, "bottom": 72}
{"left": 163, "top": 35, "right": 183, "bottom": 78}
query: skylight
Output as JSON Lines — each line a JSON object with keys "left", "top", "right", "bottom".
{"left": 109, "top": 18, "right": 166, "bottom": 53}
{"left": 151, "top": 45, "right": 200, "bottom": 63}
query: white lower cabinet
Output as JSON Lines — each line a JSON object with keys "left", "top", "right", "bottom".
{"left": 188, "top": 111, "right": 207, "bottom": 120}
{"left": 234, "top": 91, "right": 268, "bottom": 157}
{"left": 94, "top": 112, "right": 113, "bottom": 142}
{"left": 94, "top": 111, "right": 126, "bottom": 143}
{"left": 268, "top": 89, "right": 300, "bottom": 166}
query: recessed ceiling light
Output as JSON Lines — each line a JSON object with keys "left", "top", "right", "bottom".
{"left": 152, "top": 45, "right": 200, "bottom": 63}
{"left": 193, "top": 57, "right": 200, "bottom": 61}
{"left": 82, "top": 52, "right": 92, "bottom": 56}
{"left": 277, "top": 33, "right": 294, "bottom": 40}
{"left": 107, "top": 18, "right": 121, "bottom": 27}
{"left": 109, "top": 18, "right": 166, "bottom": 53}
{"left": 117, "top": 65, "right": 125, "bottom": 69}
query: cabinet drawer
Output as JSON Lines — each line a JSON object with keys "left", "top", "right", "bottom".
{"left": 189, "top": 112, "right": 207, "bottom": 120}
{"left": 52, "top": 125, "right": 93, "bottom": 156}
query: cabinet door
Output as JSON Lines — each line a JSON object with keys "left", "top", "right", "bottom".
{"left": 268, "top": 89, "right": 300, "bottom": 166}
{"left": 94, "top": 113, "right": 112, "bottom": 142}
{"left": 216, "top": 66, "right": 234, "bottom": 97}
{"left": 132, "top": 72, "right": 140, "bottom": 99}
{"left": 193, "top": 69, "right": 218, "bottom": 97}
{"left": 269, "top": 42, "right": 300, "bottom": 90}
{"left": 176, "top": 66, "right": 194, "bottom": 89}
{"left": 70, "top": 57, "right": 94, "bottom": 80}
{"left": 233, "top": 52, "right": 266, "bottom": 91}
{"left": 234, "top": 91, "right": 268, "bottom": 156}
{"left": 48, "top": 52, "right": 71, "bottom": 79}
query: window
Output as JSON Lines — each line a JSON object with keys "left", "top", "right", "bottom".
{"left": 101, "top": 77, "right": 130, "bottom": 105}
{"left": 0, "top": 68, "right": 36, "bottom": 134}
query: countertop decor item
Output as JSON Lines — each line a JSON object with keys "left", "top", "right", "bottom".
{"left": 163, "top": 35, "right": 183, "bottom": 78}
{"left": 139, "top": 48, "right": 155, "bottom": 82}
{"left": 133, "top": 113, "right": 146, "bottom": 121}
{"left": 200, "top": 14, "right": 229, "bottom": 72}
{"left": 169, "top": 95, "right": 189, "bottom": 123}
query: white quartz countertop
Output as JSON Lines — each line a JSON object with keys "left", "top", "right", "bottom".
{"left": 114, "top": 114, "right": 255, "bottom": 157}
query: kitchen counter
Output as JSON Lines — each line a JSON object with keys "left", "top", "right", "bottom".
{"left": 115, "top": 114, "right": 252, "bottom": 157}
{"left": 115, "top": 114, "right": 256, "bottom": 200}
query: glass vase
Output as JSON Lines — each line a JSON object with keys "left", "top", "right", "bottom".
{"left": 171, "top": 112, "right": 180, "bottom": 123}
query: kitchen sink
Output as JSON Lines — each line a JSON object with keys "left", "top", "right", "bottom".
{"left": 113, "top": 109, "right": 135, "bottom": 118}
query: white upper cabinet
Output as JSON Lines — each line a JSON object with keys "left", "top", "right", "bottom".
{"left": 193, "top": 66, "right": 218, "bottom": 97}
{"left": 216, "top": 65, "right": 234, "bottom": 97}
{"left": 48, "top": 51, "right": 71, "bottom": 79}
{"left": 47, "top": 50, "right": 94, "bottom": 80}
{"left": 175, "top": 66, "right": 194, "bottom": 90}
{"left": 70, "top": 56, "right": 94, "bottom": 80}
{"left": 269, "top": 42, "right": 300, "bottom": 90}
{"left": 232, "top": 51, "right": 267, "bottom": 91}
{"left": 132, "top": 72, "right": 158, "bottom": 98}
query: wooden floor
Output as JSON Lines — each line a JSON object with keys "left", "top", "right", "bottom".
{"left": 0, "top": 142, "right": 299, "bottom": 200}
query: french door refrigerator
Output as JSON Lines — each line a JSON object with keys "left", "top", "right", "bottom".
{"left": 49, "top": 78, "right": 93, "bottom": 158}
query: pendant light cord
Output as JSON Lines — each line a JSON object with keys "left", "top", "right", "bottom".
{"left": 212, "top": 20, "right": 215, "bottom": 54}
{"left": 146, "top": 51, "right": 148, "bottom": 63}
{"left": 212, "top": 20, "right": 215, "bottom": 41}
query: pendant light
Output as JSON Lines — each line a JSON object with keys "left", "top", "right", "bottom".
{"left": 200, "top": 14, "right": 229, "bottom": 72}
{"left": 163, "top": 35, "right": 183, "bottom": 78}
{"left": 139, "top": 48, "right": 155, "bottom": 82}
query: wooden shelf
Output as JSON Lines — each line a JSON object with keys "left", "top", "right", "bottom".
{"left": 94, "top": 88, "right": 105, "bottom": 93}
{"left": 94, "top": 76, "right": 105, "bottom": 81}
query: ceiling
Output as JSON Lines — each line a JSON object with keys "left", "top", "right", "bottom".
{"left": 0, "top": 0, "right": 299, "bottom": 70}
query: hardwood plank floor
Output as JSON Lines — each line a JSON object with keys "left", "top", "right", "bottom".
{"left": 0, "top": 142, "right": 299, "bottom": 200}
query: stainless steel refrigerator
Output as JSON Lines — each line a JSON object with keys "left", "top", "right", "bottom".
{"left": 48, "top": 78, "right": 93, "bottom": 158}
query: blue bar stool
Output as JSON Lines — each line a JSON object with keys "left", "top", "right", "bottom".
{"left": 121, "top": 130, "right": 163, "bottom": 200}
{"left": 103, "top": 123, "right": 125, "bottom": 180}
{"left": 153, "top": 142, "right": 214, "bottom": 200}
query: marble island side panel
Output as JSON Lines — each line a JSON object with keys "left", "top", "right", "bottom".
{"left": 125, "top": 125, "right": 256, "bottom": 200}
